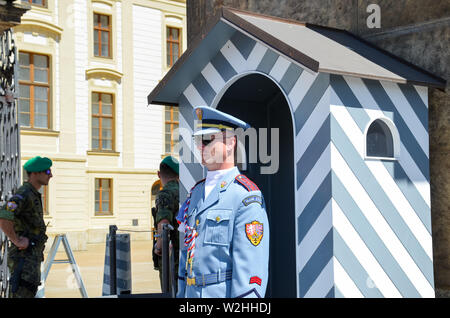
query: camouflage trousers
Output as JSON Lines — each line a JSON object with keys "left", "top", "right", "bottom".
{"left": 7, "top": 255, "right": 41, "bottom": 298}
{"left": 9, "top": 285, "right": 37, "bottom": 298}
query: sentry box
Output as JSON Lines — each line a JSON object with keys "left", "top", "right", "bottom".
{"left": 147, "top": 7, "right": 446, "bottom": 298}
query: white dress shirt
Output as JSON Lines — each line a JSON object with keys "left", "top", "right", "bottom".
{"left": 204, "top": 166, "right": 235, "bottom": 199}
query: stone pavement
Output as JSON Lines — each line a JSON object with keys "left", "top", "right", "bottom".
{"left": 41, "top": 240, "right": 162, "bottom": 298}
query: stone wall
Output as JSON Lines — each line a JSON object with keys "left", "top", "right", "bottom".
{"left": 186, "top": 0, "right": 450, "bottom": 293}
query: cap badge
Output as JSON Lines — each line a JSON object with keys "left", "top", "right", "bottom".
{"left": 195, "top": 108, "right": 203, "bottom": 120}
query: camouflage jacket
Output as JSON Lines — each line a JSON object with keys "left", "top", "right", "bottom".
{"left": 155, "top": 180, "right": 179, "bottom": 252}
{"left": 0, "top": 182, "right": 48, "bottom": 260}
{"left": 155, "top": 180, "right": 179, "bottom": 226}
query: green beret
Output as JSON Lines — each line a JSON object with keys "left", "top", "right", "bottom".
{"left": 24, "top": 156, "right": 52, "bottom": 172}
{"left": 161, "top": 156, "right": 179, "bottom": 175}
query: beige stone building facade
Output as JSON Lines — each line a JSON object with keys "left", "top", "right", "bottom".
{"left": 13, "top": 0, "right": 186, "bottom": 250}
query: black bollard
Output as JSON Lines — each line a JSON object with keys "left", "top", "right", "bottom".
{"left": 109, "top": 225, "right": 118, "bottom": 295}
{"left": 161, "top": 224, "right": 173, "bottom": 295}
{"left": 170, "top": 241, "right": 176, "bottom": 298}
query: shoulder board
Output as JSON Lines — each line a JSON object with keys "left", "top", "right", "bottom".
{"left": 235, "top": 174, "right": 259, "bottom": 192}
{"left": 187, "top": 178, "right": 206, "bottom": 198}
{"left": 10, "top": 190, "right": 27, "bottom": 203}
{"left": 190, "top": 178, "right": 206, "bottom": 192}
{"left": 16, "top": 183, "right": 33, "bottom": 197}
{"left": 10, "top": 193, "right": 25, "bottom": 201}
{"left": 155, "top": 188, "right": 170, "bottom": 199}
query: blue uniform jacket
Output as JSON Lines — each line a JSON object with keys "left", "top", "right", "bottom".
{"left": 177, "top": 167, "right": 269, "bottom": 298}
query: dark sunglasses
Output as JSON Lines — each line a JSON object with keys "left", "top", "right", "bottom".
{"left": 193, "top": 134, "right": 216, "bottom": 147}
{"left": 194, "top": 134, "right": 234, "bottom": 147}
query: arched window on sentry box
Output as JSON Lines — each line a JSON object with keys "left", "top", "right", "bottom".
{"left": 365, "top": 118, "right": 399, "bottom": 159}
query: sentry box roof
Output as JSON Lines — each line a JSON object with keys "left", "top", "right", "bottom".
{"left": 147, "top": 7, "right": 446, "bottom": 106}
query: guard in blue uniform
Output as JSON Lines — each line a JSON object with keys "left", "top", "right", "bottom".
{"left": 176, "top": 106, "right": 269, "bottom": 298}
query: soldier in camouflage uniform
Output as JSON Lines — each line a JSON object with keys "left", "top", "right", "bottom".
{"left": 0, "top": 156, "right": 52, "bottom": 298}
{"left": 153, "top": 156, "right": 179, "bottom": 293}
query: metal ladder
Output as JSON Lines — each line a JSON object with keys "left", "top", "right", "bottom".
{"left": 38, "top": 234, "right": 88, "bottom": 298}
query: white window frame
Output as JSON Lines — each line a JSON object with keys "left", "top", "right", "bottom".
{"left": 364, "top": 117, "right": 400, "bottom": 161}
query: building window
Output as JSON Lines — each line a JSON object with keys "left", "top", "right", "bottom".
{"left": 92, "top": 92, "right": 114, "bottom": 151}
{"left": 93, "top": 13, "right": 111, "bottom": 58}
{"left": 366, "top": 119, "right": 394, "bottom": 158}
{"left": 95, "top": 178, "right": 112, "bottom": 215}
{"left": 18, "top": 52, "right": 50, "bottom": 129}
{"left": 164, "top": 106, "right": 179, "bottom": 153}
{"left": 21, "top": 0, "right": 46, "bottom": 8}
{"left": 166, "top": 27, "right": 181, "bottom": 67}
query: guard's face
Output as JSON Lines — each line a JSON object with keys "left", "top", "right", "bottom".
{"left": 195, "top": 132, "right": 235, "bottom": 168}
{"left": 37, "top": 169, "right": 53, "bottom": 186}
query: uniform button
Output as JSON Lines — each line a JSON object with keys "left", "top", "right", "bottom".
{"left": 196, "top": 219, "right": 199, "bottom": 226}
{"left": 216, "top": 216, "right": 221, "bottom": 222}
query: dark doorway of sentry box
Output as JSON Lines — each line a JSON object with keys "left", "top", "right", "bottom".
{"left": 217, "top": 73, "right": 296, "bottom": 298}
